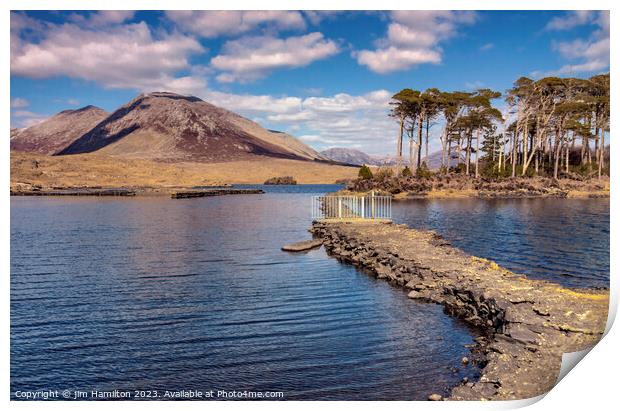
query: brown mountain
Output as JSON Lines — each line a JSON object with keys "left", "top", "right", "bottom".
{"left": 10, "top": 105, "right": 108, "bottom": 155}
{"left": 58, "top": 92, "right": 326, "bottom": 162}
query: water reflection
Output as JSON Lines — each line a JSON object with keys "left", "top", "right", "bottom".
{"left": 12, "top": 187, "right": 479, "bottom": 400}
{"left": 392, "top": 198, "right": 609, "bottom": 288}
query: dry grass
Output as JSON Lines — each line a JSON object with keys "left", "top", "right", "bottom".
{"left": 11, "top": 151, "right": 360, "bottom": 188}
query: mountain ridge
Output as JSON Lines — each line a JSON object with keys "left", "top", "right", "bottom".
{"left": 320, "top": 147, "right": 443, "bottom": 169}
{"left": 10, "top": 106, "right": 109, "bottom": 155}
{"left": 12, "top": 92, "right": 327, "bottom": 163}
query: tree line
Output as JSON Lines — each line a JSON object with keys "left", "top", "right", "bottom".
{"left": 389, "top": 73, "right": 610, "bottom": 179}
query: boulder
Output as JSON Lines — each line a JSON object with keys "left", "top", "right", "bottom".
{"left": 428, "top": 393, "right": 443, "bottom": 401}
{"left": 281, "top": 239, "right": 323, "bottom": 252}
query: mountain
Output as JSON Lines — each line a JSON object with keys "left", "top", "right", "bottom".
{"left": 10, "top": 106, "right": 109, "bottom": 155}
{"left": 320, "top": 148, "right": 404, "bottom": 167}
{"left": 57, "top": 92, "right": 325, "bottom": 162}
{"left": 421, "top": 150, "right": 444, "bottom": 170}
{"left": 321, "top": 147, "right": 444, "bottom": 169}
{"left": 320, "top": 148, "right": 376, "bottom": 165}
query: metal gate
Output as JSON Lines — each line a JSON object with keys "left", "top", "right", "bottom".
{"left": 311, "top": 194, "right": 391, "bottom": 220}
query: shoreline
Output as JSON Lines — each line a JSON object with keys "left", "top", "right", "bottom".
{"left": 343, "top": 175, "right": 610, "bottom": 200}
{"left": 10, "top": 183, "right": 610, "bottom": 199}
{"left": 393, "top": 189, "right": 610, "bottom": 200}
{"left": 335, "top": 187, "right": 610, "bottom": 200}
{"left": 310, "top": 220, "right": 609, "bottom": 401}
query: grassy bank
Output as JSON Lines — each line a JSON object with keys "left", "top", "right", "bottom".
{"left": 342, "top": 170, "right": 609, "bottom": 199}
{"left": 10, "top": 151, "right": 359, "bottom": 191}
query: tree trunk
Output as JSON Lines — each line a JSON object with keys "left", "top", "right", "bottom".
{"left": 417, "top": 116, "right": 423, "bottom": 168}
{"left": 497, "top": 136, "right": 501, "bottom": 173}
{"left": 465, "top": 133, "right": 472, "bottom": 176}
{"left": 598, "top": 128, "right": 605, "bottom": 179}
{"left": 475, "top": 128, "right": 480, "bottom": 178}
{"left": 581, "top": 134, "right": 586, "bottom": 164}
{"left": 511, "top": 131, "right": 517, "bottom": 178}
{"left": 447, "top": 137, "right": 452, "bottom": 171}
{"left": 397, "top": 116, "right": 404, "bottom": 162}
{"left": 522, "top": 121, "right": 529, "bottom": 167}
{"left": 425, "top": 118, "right": 430, "bottom": 161}
{"left": 565, "top": 142, "right": 569, "bottom": 174}
{"left": 594, "top": 125, "right": 600, "bottom": 164}
{"left": 553, "top": 129, "right": 563, "bottom": 179}
{"left": 409, "top": 136, "right": 414, "bottom": 168}
{"left": 440, "top": 127, "right": 447, "bottom": 171}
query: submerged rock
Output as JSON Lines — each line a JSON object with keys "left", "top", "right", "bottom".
{"left": 428, "top": 393, "right": 443, "bottom": 401}
{"left": 281, "top": 239, "right": 323, "bottom": 252}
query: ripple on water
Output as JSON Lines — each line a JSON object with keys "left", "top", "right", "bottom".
{"left": 392, "top": 197, "right": 609, "bottom": 289}
{"left": 12, "top": 189, "right": 606, "bottom": 399}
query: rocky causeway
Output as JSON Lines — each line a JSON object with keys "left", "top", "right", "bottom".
{"left": 170, "top": 189, "right": 264, "bottom": 199}
{"left": 310, "top": 220, "right": 609, "bottom": 400}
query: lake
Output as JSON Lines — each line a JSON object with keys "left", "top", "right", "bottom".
{"left": 10, "top": 185, "right": 609, "bottom": 400}
{"left": 392, "top": 197, "right": 609, "bottom": 289}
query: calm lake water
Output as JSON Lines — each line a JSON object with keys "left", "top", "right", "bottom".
{"left": 392, "top": 197, "right": 609, "bottom": 289}
{"left": 11, "top": 185, "right": 478, "bottom": 401}
{"left": 10, "top": 186, "right": 609, "bottom": 400}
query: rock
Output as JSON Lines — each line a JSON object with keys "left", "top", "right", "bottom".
{"left": 264, "top": 176, "right": 297, "bottom": 185}
{"left": 407, "top": 290, "right": 429, "bottom": 300}
{"left": 506, "top": 325, "right": 539, "bottom": 345}
{"left": 281, "top": 239, "right": 323, "bottom": 252}
{"left": 405, "top": 280, "right": 420, "bottom": 289}
{"left": 428, "top": 393, "right": 443, "bottom": 401}
{"left": 310, "top": 220, "right": 609, "bottom": 401}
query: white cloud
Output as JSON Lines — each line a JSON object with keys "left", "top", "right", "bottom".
{"left": 165, "top": 11, "right": 306, "bottom": 38}
{"left": 354, "top": 11, "right": 478, "bottom": 73}
{"left": 10, "top": 97, "right": 29, "bottom": 108}
{"left": 13, "top": 110, "right": 40, "bottom": 117}
{"left": 11, "top": 109, "right": 49, "bottom": 128}
{"left": 480, "top": 43, "right": 494, "bottom": 51}
{"left": 303, "top": 11, "right": 342, "bottom": 25}
{"left": 11, "top": 13, "right": 206, "bottom": 93}
{"left": 201, "top": 89, "right": 396, "bottom": 155}
{"left": 545, "top": 11, "right": 597, "bottom": 31}
{"left": 211, "top": 33, "right": 339, "bottom": 82}
{"left": 204, "top": 90, "right": 302, "bottom": 115}
{"left": 355, "top": 47, "right": 441, "bottom": 74}
{"left": 69, "top": 10, "right": 135, "bottom": 27}
{"left": 465, "top": 80, "right": 485, "bottom": 90}
{"left": 540, "top": 11, "right": 609, "bottom": 76}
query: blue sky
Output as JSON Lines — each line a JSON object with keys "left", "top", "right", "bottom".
{"left": 10, "top": 10, "right": 610, "bottom": 155}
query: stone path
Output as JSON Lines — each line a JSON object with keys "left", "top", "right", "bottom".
{"left": 310, "top": 221, "right": 609, "bottom": 400}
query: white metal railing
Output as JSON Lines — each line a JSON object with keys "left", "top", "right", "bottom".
{"left": 311, "top": 194, "right": 392, "bottom": 220}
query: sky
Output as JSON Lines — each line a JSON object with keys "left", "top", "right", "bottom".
{"left": 10, "top": 10, "right": 610, "bottom": 155}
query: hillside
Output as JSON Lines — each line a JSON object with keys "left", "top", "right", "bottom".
{"left": 10, "top": 106, "right": 108, "bottom": 155}
{"left": 11, "top": 151, "right": 358, "bottom": 188}
{"left": 56, "top": 92, "right": 325, "bottom": 162}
